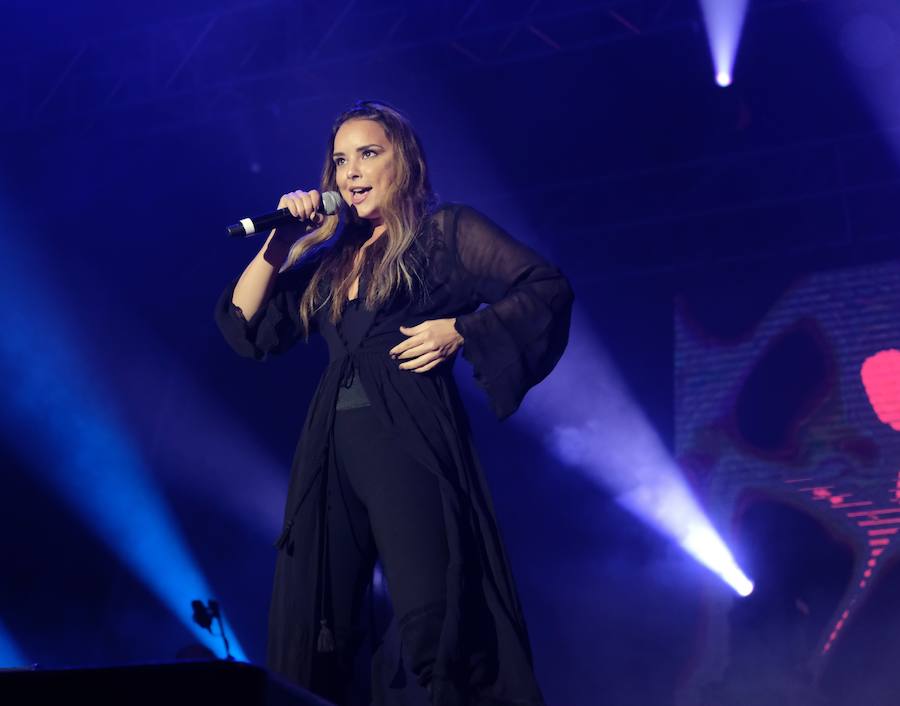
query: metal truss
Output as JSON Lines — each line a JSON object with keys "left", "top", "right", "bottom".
{"left": 1, "top": 0, "right": 813, "bottom": 136}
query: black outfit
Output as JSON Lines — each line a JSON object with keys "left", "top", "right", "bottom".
{"left": 215, "top": 204, "right": 574, "bottom": 706}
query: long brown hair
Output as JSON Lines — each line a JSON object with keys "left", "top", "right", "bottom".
{"left": 283, "top": 101, "right": 437, "bottom": 334}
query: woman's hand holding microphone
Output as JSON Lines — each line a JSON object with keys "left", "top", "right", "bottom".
{"left": 264, "top": 189, "right": 332, "bottom": 263}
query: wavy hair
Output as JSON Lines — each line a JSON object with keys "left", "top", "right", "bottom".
{"left": 283, "top": 101, "right": 437, "bottom": 334}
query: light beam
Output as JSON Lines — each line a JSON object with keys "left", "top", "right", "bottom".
{"left": 522, "top": 315, "right": 754, "bottom": 596}
{"left": 0, "top": 620, "right": 27, "bottom": 668}
{"left": 0, "top": 214, "right": 247, "bottom": 661}
{"left": 700, "top": 0, "right": 750, "bottom": 88}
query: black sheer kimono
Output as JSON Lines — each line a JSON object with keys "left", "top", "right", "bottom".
{"left": 215, "top": 204, "right": 574, "bottom": 705}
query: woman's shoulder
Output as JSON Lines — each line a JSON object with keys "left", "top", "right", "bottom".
{"left": 429, "top": 201, "right": 485, "bottom": 218}
{"left": 426, "top": 202, "right": 489, "bottom": 235}
{"left": 427, "top": 201, "right": 459, "bottom": 226}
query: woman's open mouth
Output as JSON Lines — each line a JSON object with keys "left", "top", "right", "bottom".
{"left": 350, "top": 186, "right": 371, "bottom": 205}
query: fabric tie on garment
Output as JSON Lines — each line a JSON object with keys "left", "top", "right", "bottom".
{"left": 334, "top": 296, "right": 378, "bottom": 411}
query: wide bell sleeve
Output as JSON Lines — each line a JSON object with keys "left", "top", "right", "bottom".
{"left": 214, "top": 260, "right": 317, "bottom": 361}
{"left": 451, "top": 205, "right": 574, "bottom": 419}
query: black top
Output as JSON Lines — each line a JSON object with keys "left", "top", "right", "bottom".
{"left": 335, "top": 298, "right": 372, "bottom": 410}
{"left": 215, "top": 203, "right": 574, "bottom": 705}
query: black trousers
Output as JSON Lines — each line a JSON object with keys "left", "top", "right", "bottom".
{"left": 312, "top": 404, "right": 450, "bottom": 705}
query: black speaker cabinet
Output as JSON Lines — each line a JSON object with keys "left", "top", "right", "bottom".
{"left": 0, "top": 660, "right": 332, "bottom": 706}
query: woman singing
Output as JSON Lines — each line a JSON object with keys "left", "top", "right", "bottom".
{"left": 215, "top": 101, "right": 573, "bottom": 706}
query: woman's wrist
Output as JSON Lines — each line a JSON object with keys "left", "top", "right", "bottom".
{"left": 451, "top": 317, "right": 465, "bottom": 345}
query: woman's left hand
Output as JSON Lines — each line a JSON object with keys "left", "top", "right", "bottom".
{"left": 390, "top": 318, "right": 464, "bottom": 373}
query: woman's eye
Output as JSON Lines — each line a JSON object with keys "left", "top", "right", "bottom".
{"left": 334, "top": 158, "right": 345, "bottom": 166}
{"left": 362, "top": 150, "right": 376, "bottom": 159}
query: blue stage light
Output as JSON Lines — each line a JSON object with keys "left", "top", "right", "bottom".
{"left": 0, "top": 229, "right": 247, "bottom": 662}
{"left": 0, "top": 620, "right": 27, "bottom": 668}
{"left": 829, "top": 3, "right": 900, "bottom": 162}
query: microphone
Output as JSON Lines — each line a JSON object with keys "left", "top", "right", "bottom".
{"left": 226, "top": 190, "right": 343, "bottom": 238}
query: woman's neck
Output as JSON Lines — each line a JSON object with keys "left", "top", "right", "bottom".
{"left": 366, "top": 223, "right": 387, "bottom": 246}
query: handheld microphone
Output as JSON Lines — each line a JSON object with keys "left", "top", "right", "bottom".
{"left": 226, "top": 191, "right": 343, "bottom": 238}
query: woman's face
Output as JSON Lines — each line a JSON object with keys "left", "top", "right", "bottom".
{"left": 332, "top": 118, "right": 396, "bottom": 226}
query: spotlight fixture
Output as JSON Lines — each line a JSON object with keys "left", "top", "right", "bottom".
{"left": 700, "top": 0, "right": 749, "bottom": 88}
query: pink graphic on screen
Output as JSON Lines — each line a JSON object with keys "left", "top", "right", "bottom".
{"left": 861, "top": 349, "right": 900, "bottom": 432}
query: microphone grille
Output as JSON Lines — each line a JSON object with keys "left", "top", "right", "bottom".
{"left": 321, "top": 190, "right": 342, "bottom": 215}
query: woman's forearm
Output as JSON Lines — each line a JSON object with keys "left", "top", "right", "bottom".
{"left": 231, "top": 231, "right": 291, "bottom": 320}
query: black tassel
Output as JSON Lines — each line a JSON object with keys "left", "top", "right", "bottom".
{"left": 316, "top": 618, "right": 335, "bottom": 653}
{"left": 273, "top": 520, "right": 294, "bottom": 550}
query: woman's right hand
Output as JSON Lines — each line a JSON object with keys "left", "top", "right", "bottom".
{"left": 269, "top": 189, "right": 326, "bottom": 247}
